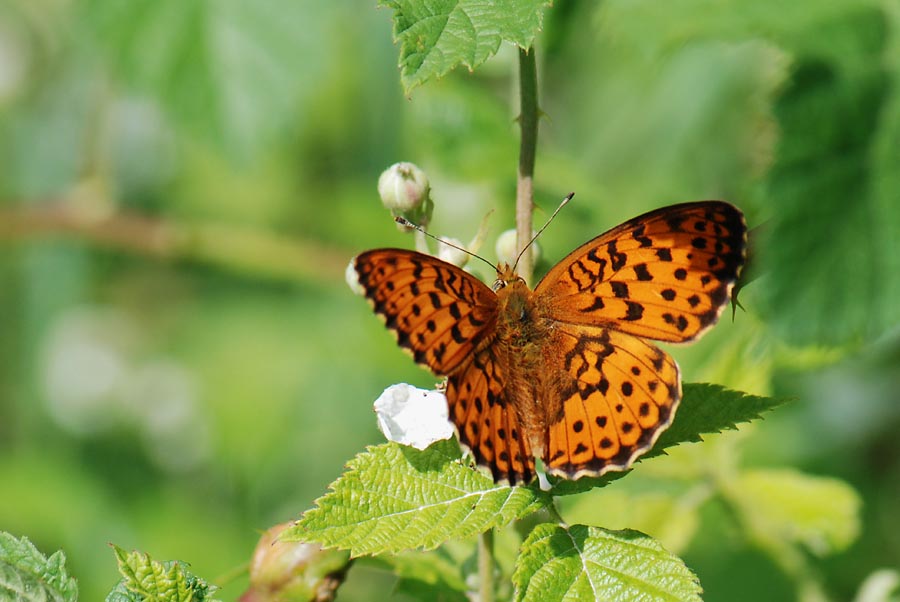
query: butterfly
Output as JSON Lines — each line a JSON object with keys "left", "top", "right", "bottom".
{"left": 353, "top": 201, "right": 746, "bottom": 484}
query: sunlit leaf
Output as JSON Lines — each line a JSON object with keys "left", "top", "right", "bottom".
{"left": 290, "top": 440, "right": 551, "bottom": 556}
{"left": 513, "top": 524, "right": 702, "bottom": 602}
{"left": 108, "top": 544, "right": 220, "bottom": 602}
{"left": 379, "top": 0, "right": 552, "bottom": 91}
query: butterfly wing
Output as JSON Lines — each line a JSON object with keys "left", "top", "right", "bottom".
{"left": 534, "top": 201, "right": 746, "bottom": 343}
{"left": 356, "top": 249, "right": 533, "bottom": 483}
{"left": 446, "top": 346, "right": 535, "bottom": 484}
{"left": 534, "top": 201, "right": 745, "bottom": 479}
{"left": 353, "top": 249, "right": 498, "bottom": 376}
{"left": 542, "top": 325, "right": 679, "bottom": 478}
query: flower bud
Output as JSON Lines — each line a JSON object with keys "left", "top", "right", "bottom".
{"left": 377, "top": 162, "right": 433, "bottom": 229}
{"left": 374, "top": 383, "right": 454, "bottom": 450}
{"left": 240, "top": 523, "right": 351, "bottom": 602}
{"left": 495, "top": 229, "right": 540, "bottom": 267}
{"left": 437, "top": 237, "right": 469, "bottom": 268}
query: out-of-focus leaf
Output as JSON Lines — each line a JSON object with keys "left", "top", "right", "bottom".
{"left": 288, "top": 440, "right": 550, "bottom": 556}
{"left": 761, "top": 5, "right": 900, "bottom": 345}
{"left": 80, "top": 0, "right": 333, "bottom": 159}
{"left": 513, "top": 524, "right": 702, "bottom": 602}
{"left": 598, "top": 0, "right": 881, "bottom": 72}
{"left": 0, "top": 532, "right": 77, "bottom": 602}
{"left": 379, "top": 0, "right": 552, "bottom": 91}
{"left": 562, "top": 490, "right": 703, "bottom": 555}
{"left": 734, "top": 468, "right": 861, "bottom": 556}
{"left": 375, "top": 549, "right": 469, "bottom": 602}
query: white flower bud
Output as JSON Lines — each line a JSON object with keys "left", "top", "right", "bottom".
{"left": 373, "top": 384, "right": 454, "bottom": 450}
{"left": 437, "top": 237, "right": 469, "bottom": 268}
{"left": 345, "top": 259, "right": 364, "bottom": 296}
{"left": 495, "top": 229, "right": 540, "bottom": 267}
{"left": 377, "top": 162, "right": 430, "bottom": 213}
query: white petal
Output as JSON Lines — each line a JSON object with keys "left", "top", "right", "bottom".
{"left": 373, "top": 384, "right": 454, "bottom": 450}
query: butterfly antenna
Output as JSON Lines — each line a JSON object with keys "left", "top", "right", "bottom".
{"left": 511, "top": 192, "right": 575, "bottom": 273}
{"left": 394, "top": 216, "right": 499, "bottom": 273}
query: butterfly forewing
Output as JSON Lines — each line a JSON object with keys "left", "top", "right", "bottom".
{"left": 535, "top": 201, "right": 746, "bottom": 343}
{"left": 544, "top": 325, "right": 680, "bottom": 478}
{"left": 354, "top": 249, "right": 498, "bottom": 375}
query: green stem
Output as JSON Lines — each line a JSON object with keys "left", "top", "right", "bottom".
{"left": 478, "top": 530, "right": 495, "bottom": 602}
{"left": 516, "top": 46, "right": 539, "bottom": 283}
{"left": 0, "top": 202, "right": 347, "bottom": 286}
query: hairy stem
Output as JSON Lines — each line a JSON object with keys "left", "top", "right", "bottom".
{"left": 516, "top": 46, "right": 539, "bottom": 283}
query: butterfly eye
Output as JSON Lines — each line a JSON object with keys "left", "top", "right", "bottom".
{"left": 492, "top": 279, "right": 507, "bottom": 291}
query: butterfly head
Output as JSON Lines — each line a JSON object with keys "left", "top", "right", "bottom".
{"left": 492, "top": 263, "right": 525, "bottom": 292}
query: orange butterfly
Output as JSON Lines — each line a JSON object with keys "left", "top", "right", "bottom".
{"left": 354, "top": 202, "right": 746, "bottom": 484}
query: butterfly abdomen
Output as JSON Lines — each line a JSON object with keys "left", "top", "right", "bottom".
{"left": 492, "top": 280, "right": 557, "bottom": 456}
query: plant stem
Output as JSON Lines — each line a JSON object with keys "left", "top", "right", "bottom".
{"left": 516, "top": 46, "right": 539, "bottom": 283}
{"left": 473, "top": 45, "right": 541, "bottom": 602}
{"left": 478, "top": 529, "right": 495, "bottom": 602}
{"left": 0, "top": 202, "right": 348, "bottom": 285}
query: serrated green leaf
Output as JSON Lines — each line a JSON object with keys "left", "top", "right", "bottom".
{"left": 0, "top": 532, "right": 78, "bottom": 602}
{"left": 379, "top": 0, "right": 552, "bottom": 91}
{"left": 81, "top": 0, "right": 331, "bottom": 159}
{"left": 109, "top": 544, "right": 220, "bottom": 602}
{"left": 290, "top": 439, "right": 551, "bottom": 556}
{"left": 550, "top": 384, "right": 785, "bottom": 495}
{"left": 513, "top": 524, "right": 702, "bottom": 602}
{"left": 734, "top": 468, "right": 861, "bottom": 555}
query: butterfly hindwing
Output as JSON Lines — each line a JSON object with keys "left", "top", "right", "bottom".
{"left": 446, "top": 347, "right": 535, "bottom": 485}
{"left": 544, "top": 325, "right": 680, "bottom": 478}
{"left": 535, "top": 201, "right": 746, "bottom": 343}
{"left": 354, "top": 249, "right": 498, "bottom": 375}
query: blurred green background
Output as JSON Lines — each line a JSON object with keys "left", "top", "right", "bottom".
{"left": 1, "top": 1, "right": 898, "bottom": 600}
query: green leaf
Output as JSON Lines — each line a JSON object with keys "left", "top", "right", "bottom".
{"left": 379, "top": 0, "right": 552, "bottom": 91}
{"left": 550, "top": 384, "right": 786, "bottom": 495}
{"left": 562, "top": 490, "right": 702, "bottom": 555}
{"left": 373, "top": 548, "right": 469, "bottom": 601}
{"left": 598, "top": 0, "right": 881, "bottom": 71}
{"left": 513, "top": 524, "right": 702, "bottom": 602}
{"left": 81, "top": 0, "right": 332, "bottom": 159}
{"left": 757, "top": 5, "right": 900, "bottom": 345}
{"left": 0, "top": 532, "right": 78, "bottom": 602}
{"left": 290, "top": 439, "right": 551, "bottom": 556}
{"left": 108, "top": 545, "right": 220, "bottom": 602}
{"left": 586, "top": 0, "right": 900, "bottom": 345}
{"left": 734, "top": 468, "right": 861, "bottom": 555}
